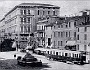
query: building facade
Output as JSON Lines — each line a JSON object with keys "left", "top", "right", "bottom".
{"left": 52, "top": 19, "right": 77, "bottom": 50}
{"left": 0, "top": 3, "right": 60, "bottom": 48}
{"left": 76, "top": 25, "right": 90, "bottom": 52}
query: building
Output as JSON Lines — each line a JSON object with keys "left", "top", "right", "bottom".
{"left": 52, "top": 18, "right": 77, "bottom": 50}
{"left": 44, "top": 17, "right": 65, "bottom": 49}
{"left": 36, "top": 20, "right": 47, "bottom": 47}
{"left": 0, "top": 3, "right": 60, "bottom": 48}
{"left": 0, "top": 18, "right": 5, "bottom": 43}
{"left": 76, "top": 25, "right": 90, "bottom": 52}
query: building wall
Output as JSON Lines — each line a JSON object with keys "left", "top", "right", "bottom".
{"left": 77, "top": 26, "right": 90, "bottom": 52}
{"left": 0, "top": 3, "right": 60, "bottom": 48}
{"left": 45, "top": 25, "right": 53, "bottom": 48}
{"left": 52, "top": 20, "right": 77, "bottom": 49}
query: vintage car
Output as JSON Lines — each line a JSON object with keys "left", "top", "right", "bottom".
{"left": 17, "top": 53, "right": 42, "bottom": 66}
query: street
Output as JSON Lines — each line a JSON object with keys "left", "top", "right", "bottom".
{"left": 0, "top": 51, "right": 90, "bottom": 70}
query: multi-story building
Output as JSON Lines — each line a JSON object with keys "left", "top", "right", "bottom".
{"left": 76, "top": 24, "right": 90, "bottom": 52}
{"left": 36, "top": 20, "right": 47, "bottom": 47}
{"left": 45, "top": 17, "right": 66, "bottom": 49}
{"left": 0, "top": 3, "right": 60, "bottom": 48}
{"left": 0, "top": 18, "right": 5, "bottom": 43}
{"left": 36, "top": 16, "right": 60, "bottom": 47}
{"left": 52, "top": 18, "right": 77, "bottom": 50}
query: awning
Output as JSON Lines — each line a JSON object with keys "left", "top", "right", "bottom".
{"left": 66, "top": 41, "right": 76, "bottom": 46}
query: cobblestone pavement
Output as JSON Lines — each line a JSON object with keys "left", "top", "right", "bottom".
{"left": 0, "top": 51, "right": 90, "bottom": 70}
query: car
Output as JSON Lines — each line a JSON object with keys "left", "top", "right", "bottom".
{"left": 17, "top": 53, "right": 42, "bottom": 66}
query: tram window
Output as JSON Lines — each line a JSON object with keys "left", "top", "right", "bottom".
{"left": 69, "top": 53, "right": 71, "bottom": 57}
{"left": 79, "top": 54, "right": 81, "bottom": 58}
{"left": 73, "top": 53, "right": 74, "bottom": 58}
{"left": 62, "top": 52, "right": 64, "bottom": 56}
{"left": 65, "top": 53, "right": 68, "bottom": 57}
{"left": 47, "top": 51, "right": 49, "bottom": 54}
{"left": 75, "top": 54, "right": 77, "bottom": 58}
{"left": 50, "top": 51, "right": 52, "bottom": 54}
{"left": 77, "top": 54, "right": 78, "bottom": 58}
{"left": 59, "top": 52, "right": 61, "bottom": 56}
{"left": 56, "top": 52, "right": 58, "bottom": 55}
{"left": 53, "top": 51, "right": 55, "bottom": 55}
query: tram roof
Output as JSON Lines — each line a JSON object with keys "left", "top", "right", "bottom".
{"left": 35, "top": 48, "right": 81, "bottom": 54}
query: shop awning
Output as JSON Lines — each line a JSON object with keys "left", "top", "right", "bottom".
{"left": 66, "top": 41, "right": 76, "bottom": 46}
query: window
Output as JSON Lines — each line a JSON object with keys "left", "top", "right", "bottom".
{"left": 21, "top": 26, "right": 23, "bottom": 32}
{"left": 74, "top": 21, "right": 76, "bottom": 27}
{"left": 54, "top": 41, "right": 56, "bottom": 47}
{"left": 21, "top": 18, "right": 23, "bottom": 22}
{"left": 28, "top": 26, "right": 30, "bottom": 32}
{"left": 56, "top": 52, "right": 58, "bottom": 55}
{"left": 28, "top": 17, "right": 30, "bottom": 23}
{"left": 48, "top": 11, "right": 50, "bottom": 14}
{"left": 66, "top": 32, "right": 68, "bottom": 37}
{"left": 20, "top": 10, "right": 23, "bottom": 15}
{"left": 84, "top": 27, "right": 87, "bottom": 32}
{"left": 28, "top": 10, "right": 30, "bottom": 14}
{"left": 50, "top": 51, "right": 52, "bottom": 54}
{"left": 77, "top": 44, "right": 79, "bottom": 50}
{"left": 74, "top": 32, "right": 76, "bottom": 38}
{"left": 24, "top": 26, "right": 27, "bottom": 33}
{"left": 84, "top": 45, "right": 87, "bottom": 51}
{"left": 65, "top": 53, "right": 68, "bottom": 57}
{"left": 58, "top": 41, "right": 60, "bottom": 46}
{"left": 54, "top": 32, "right": 55, "bottom": 37}
{"left": 77, "top": 34, "right": 79, "bottom": 40}
{"left": 24, "top": 10, "right": 26, "bottom": 15}
{"left": 24, "top": 18, "right": 26, "bottom": 23}
{"left": 38, "top": 10, "right": 39, "bottom": 15}
{"left": 42, "top": 26, "right": 43, "bottom": 30}
{"left": 84, "top": 34, "right": 87, "bottom": 40}
{"left": 69, "top": 22, "right": 71, "bottom": 27}
{"left": 69, "top": 31, "right": 70, "bottom": 37}
{"left": 61, "top": 32, "right": 63, "bottom": 37}
{"left": 69, "top": 53, "right": 71, "bottom": 57}
{"left": 53, "top": 11, "right": 55, "bottom": 15}
{"left": 78, "top": 28, "right": 79, "bottom": 32}
{"left": 61, "top": 41, "right": 63, "bottom": 46}
{"left": 43, "top": 11, "right": 45, "bottom": 15}
{"left": 58, "top": 32, "right": 60, "bottom": 37}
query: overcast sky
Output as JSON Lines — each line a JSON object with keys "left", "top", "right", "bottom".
{"left": 0, "top": 0, "right": 90, "bottom": 20}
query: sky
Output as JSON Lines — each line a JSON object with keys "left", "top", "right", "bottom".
{"left": 0, "top": 0, "right": 90, "bottom": 20}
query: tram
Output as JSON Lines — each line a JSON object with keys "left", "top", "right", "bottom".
{"left": 34, "top": 48, "right": 90, "bottom": 65}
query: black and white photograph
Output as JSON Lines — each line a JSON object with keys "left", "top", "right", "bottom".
{"left": 0, "top": 0, "right": 90, "bottom": 70}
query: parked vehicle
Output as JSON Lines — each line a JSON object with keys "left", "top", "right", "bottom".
{"left": 17, "top": 53, "right": 42, "bottom": 66}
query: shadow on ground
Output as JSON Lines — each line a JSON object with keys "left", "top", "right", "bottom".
{"left": 0, "top": 59, "right": 50, "bottom": 70}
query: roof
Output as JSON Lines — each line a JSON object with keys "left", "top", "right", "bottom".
{"left": 5, "top": 3, "right": 60, "bottom": 17}
{"left": 45, "top": 23, "right": 54, "bottom": 27}
{"left": 19, "top": 3, "right": 55, "bottom": 7}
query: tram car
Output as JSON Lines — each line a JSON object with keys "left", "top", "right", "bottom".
{"left": 34, "top": 48, "right": 90, "bottom": 65}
